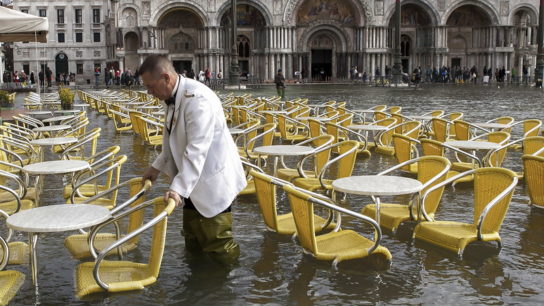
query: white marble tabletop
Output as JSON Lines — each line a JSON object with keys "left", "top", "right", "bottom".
{"left": 7, "top": 204, "right": 111, "bottom": 233}
{"left": 153, "top": 111, "right": 166, "bottom": 116}
{"left": 261, "top": 110, "right": 287, "bottom": 114}
{"left": 348, "top": 124, "right": 389, "bottom": 131}
{"left": 53, "top": 110, "right": 83, "bottom": 114}
{"left": 42, "top": 115, "right": 75, "bottom": 123}
{"left": 30, "top": 137, "right": 78, "bottom": 146}
{"left": 33, "top": 125, "right": 71, "bottom": 132}
{"left": 352, "top": 109, "right": 376, "bottom": 113}
{"left": 26, "top": 111, "right": 52, "bottom": 116}
{"left": 254, "top": 145, "right": 315, "bottom": 156}
{"left": 332, "top": 175, "right": 423, "bottom": 196}
{"left": 23, "top": 160, "right": 90, "bottom": 175}
{"left": 296, "top": 116, "right": 332, "bottom": 121}
{"left": 473, "top": 122, "right": 511, "bottom": 129}
{"left": 73, "top": 104, "right": 90, "bottom": 108}
{"left": 444, "top": 140, "right": 501, "bottom": 151}
{"left": 307, "top": 104, "right": 329, "bottom": 108}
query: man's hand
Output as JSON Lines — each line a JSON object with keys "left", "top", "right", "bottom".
{"left": 164, "top": 189, "right": 183, "bottom": 207}
{"left": 142, "top": 166, "right": 160, "bottom": 184}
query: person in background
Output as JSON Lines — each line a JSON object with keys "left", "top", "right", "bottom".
{"left": 140, "top": 55, "right": 246, "bottom": 265}
{"left": 274, "top": 69, "right": 285, "bottom": 100}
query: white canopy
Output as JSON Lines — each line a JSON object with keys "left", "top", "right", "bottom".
{"left": 0, "top": 6, "right": 48, "bottom": 43}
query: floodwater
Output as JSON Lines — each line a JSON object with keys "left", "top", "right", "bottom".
{"left": 8, "top": 84, "right": 544, "bottom": 305}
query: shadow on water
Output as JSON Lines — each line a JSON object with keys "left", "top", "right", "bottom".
{"left": 8, "top": 84, "right": 544, "bottom": 304}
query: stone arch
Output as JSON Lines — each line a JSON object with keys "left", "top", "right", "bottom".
{"left": 510, "top": 5, "right": 538, "bottom": 26}
{"left": 216, "top": 0, "right": 272, "bottom": 27}
{"left": 149, "top": 2, "right": 208, "bottom": 27}
{"left": 443, "top": 0, "right": 499, "bottom": 26}
{"left": 298, "top": 24, "right": 349, "bottom": 52}
{"left": 287, "top": 0, "right": 368, "bottom": 26}
{"left": 169, "top": 32, "right": 195, "bottom": 53}
{"left": 124, "top": 32, "right": 139, "bottom": 72}
{"left": 384, "top": 0, "right": 439, "bottom": 27}
{"left": 120, "top": 7, "right": 138, "bottom": 28}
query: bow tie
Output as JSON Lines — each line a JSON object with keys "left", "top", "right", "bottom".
{"left": 165, "top": 96, "right": 175, "bottom": 106}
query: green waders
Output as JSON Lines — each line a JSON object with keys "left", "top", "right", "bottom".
{"left": 182, "top": 208, "right": 240, "bottom": 265}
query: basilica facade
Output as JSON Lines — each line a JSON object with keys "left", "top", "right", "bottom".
{"left": 14, "top": 0, "right": 542, "bottom": 82}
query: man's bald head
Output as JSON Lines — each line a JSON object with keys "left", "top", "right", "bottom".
{"left": 139, "top": 55, "right": 179, "bottom": 100}
{"left": 139, "top": 55, "right": 177, "bottom": 78}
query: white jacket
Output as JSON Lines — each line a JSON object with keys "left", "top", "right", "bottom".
{"left": 152, "top": 76, "right": 247, "bottom": 217}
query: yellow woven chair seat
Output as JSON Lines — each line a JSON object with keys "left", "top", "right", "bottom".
{"left": 414, "top": 221, "right": 500, "bottom": 254}
{"left": 147, "top": 135, "right": 163, "bottom": 146}
{"left": 64, "top": 233, "right": 137, "bottom": 260}
{"left": 238, "top": 180, "right": 256, "bottom": 195}
{"left": 275, "top": 212, "right": 333, "bottom": 235}
{"left": 293, "top": 177, "right": 333, "bottom": 192}
{"left": 361, "top": 203, "right": 429, "bottom": 233}
{"left": 0, "top": 199, "right": 35, "bottom": 215}
{"left": 0, "top": 270, "right": 25, "bottom": 305}
{"left": 0, "top": 241, "right": 29, "bottom": 265}
{"left": 0, "top": 188, "right": 37, "bottom": 202}
{"left": 276, "top": 168, "right": 316, "bottom": 182}
{"left": 452, "top": 161, "right": 476, "bottom": 172}
{"left": 63, "top": 184, "right": 108, "bottom": 199}
{"left": 375, "top": 146, "right": 395, "bottom": 156}
{"left": 313, "top": 230, "right": 392, "bottom": 262}
{"left": 76, "top": 261, "right": 156, "bottom": 297}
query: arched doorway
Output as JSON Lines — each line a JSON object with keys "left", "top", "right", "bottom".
{"left": 158, "top": 8, "right": 204, "bottom": 74}
{"left": 220, "top": 4, "right": 266, "bottom": 78}
{"left": 55, "top": 52, "right": 68, "bottom": 75}
{"left": 124, "top": 32, "right": 139, "bottom": 72}
{"left": 446, "top": 5, "right": 493, "bottom": 70}
{"left": 512, "top": 8, "right": 538, "bottom": 78}
{"left": 388, "top": 3, "right": 433, "bottom": 71}
{"left": 308, "top": 32, "right": 336, "bottom": 81}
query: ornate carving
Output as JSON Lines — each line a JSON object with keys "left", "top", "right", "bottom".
{"left": 500, "top": 1, "right": 509, "bottom": 17}
{"left": 375, "top": 0, "right": 383, "bottom": 16}
{"left": 142, "top": 1, "right": 151, "bottom": 16}
{"left": 122, "top": 8, "right": 137, "bottom": 27}
{"left": 284, "top": 0, "right": 372, "bottom": 24}
{"left": 437, "top": 0, "right": 446, "bottom": 11}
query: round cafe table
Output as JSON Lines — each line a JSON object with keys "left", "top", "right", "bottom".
{"left": 33, "top": 125, "right": 71, "bottom": 134}
{"left": 22, "top": 160, "right": 89, "bottom": 175}
{"left": 472, "top": 122, "right": 511, "bottom": 130}
{"left": 332, "top": 175, "right": 423, "bottom": 231}
{"left": 42, "top": 115, "right": 75, "bottom": 123}
{"left": 30, "top": 137, "right": 78, "bottom": 161}
{"left": 254, "top": 145, "right": 315, "bottom": 175}
{"left": 7, "top": 204, "right": 111, "bottom": 289}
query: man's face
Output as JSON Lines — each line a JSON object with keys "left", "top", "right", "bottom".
{"left": 141, "top": 71, "right": 171, "bottom": 100}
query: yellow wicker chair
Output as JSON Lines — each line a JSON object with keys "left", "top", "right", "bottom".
{"left": 252, "top": 170, "right": 334, "bottom": 235}
{"left": 276, "top": 135, "right": 334, "bottom": 182}
{"left": 75, "top": 197, "right": 175, "bottom": 297}
{"left": 430, "top": 118, "right": 451, "bottom": 142}
{"left": 238, "top": 123, "right": 276, "bottom": 163}
{"left": 413, "top": 167, "right": 518, "bottom": 256}
{"left": 522, "top": 153, "right": 544, "bottom": 208}
{"left": 509, "top": 119, "right": 542, "bottom": 150}
{"left": 277, "top": 115, "right": 309, "bottom": 142}
{"left": 361, "top": 156, "right": 451, "bottom": 233}
{"left": 366, "top": 117, "right": 397, "bottom": 150}
{"left": 284, "top": 185, "right": 392, "bottom": 266}
{"left": 109, "top": 109, "right": 133, "bottom": 133}
{"left": 376, "top": 121, "right": 421, "bottom": 155}
{"left": 65, "top": 155, "right": 128, "bottom": 209}
{"left": 293, "top": 140, "right": 359, "bottom": 193}
{"left": 0, "top": 235, "right": 25, "bottom": 305}
{"left": 392, "top": 134, "right": 420, "bottom": 175}
{"left": 523, "top": 136, "right": 544, "bottom": 155}
{"left": 64, "top": 178, "right": 152, "bottom": 259}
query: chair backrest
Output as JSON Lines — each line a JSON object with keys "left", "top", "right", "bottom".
{"left": 473, "top": 168, "right": 516, "bottom": 234}
{"left": 393, "top": 134, "right": 419, "bottom": 171}
{"left": 310, "top": 135, "right": 335, "bottom": 174}
{"left": 454, "top": 120, "right": 471, "bottom": 140}
{"left": 391, "top": 114, "right": 404, "bottom": 133}
{"left": 486, "top": 131, "right": 510, "bottom": 167}
{"left": 373, "top": 111, "right": 388, "bottom": 122}
{"left": 523, "top": 136, "right": 544, "bottom": 155}
{"left": 337, "top": 113, "right": 353, "bottom": 127}
{"left": 251, "top": 170, "right": 289, "bottom": 232}
{"left": 417, "top": 156, "right": 450, "bottom": 216}
{"left": 449, "top": 112, "right": 464, "bottom": 134}
{"left": 283, "top": 184, "right": 318, "bottom": 254}
{"left": 429, "top": 110, "right": 445, "bottom": 117}
{"left": 371, "top": 105, "right": 387, "bottom": 112}
{"left": 398, "top": 120, "right": 421, "bottom": 139}
{"left": 523, "top": 119, "right": 542, "bottom": 137}
{"left": 308, "top": 119, "right": 323, "bottom": 138}
{"left": 522, "top": 154, "right": 544, "bottom": 207}
{"left": 388, "top": 106, "right": 402, "bottom": 114}
{"left": 431, "top": 118, "right": 449, "bottom": 142}
{"left": 245, "top": 123, "right": 276, "bottom": 153}
{"left": 420, "top": 138, "right": 445, "bottom": 157}
{"left": 334, "top": 140, "right": 359, "bottom": 179}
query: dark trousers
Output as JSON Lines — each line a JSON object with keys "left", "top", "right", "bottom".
{"left": 182, "top": 198, "right": 239, "bottom": 265}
